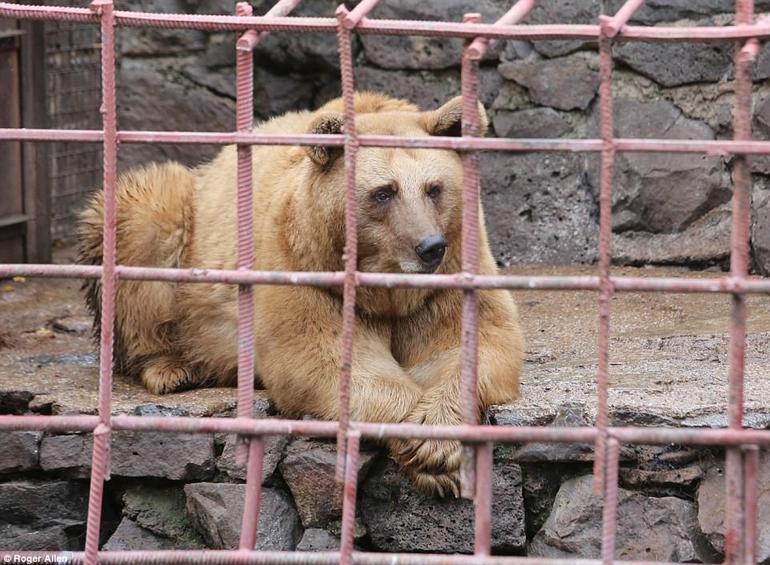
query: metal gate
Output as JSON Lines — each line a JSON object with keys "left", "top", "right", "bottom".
{"left": 1, "top": 1, "right": 769, "bottom": 564}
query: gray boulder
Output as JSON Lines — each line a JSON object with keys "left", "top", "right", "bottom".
{"left": 614, "top": 204, "right": 732, "bottom": 266}
{"left": 117, "top": 66, "right": 235, "bottom": 170}
{"left": 296, "top": 528, "right": 341, "bottom": 552}
{"left": 122, "top": 483, "right": 205, "bottom": 547}
{"left": 0, "top": 480, "right": 89, "bottom": 550}
{"left": 252, "top": 0, "right": 358, "bottom": 72}
{"left": 360, "top": 457, "right": 525, "bottom": 554}
{"left": 278, "top": 438, "right": 376, "bottom": 528}
{"left": 216, "top": 433, "right": 288, "bottom": 482}
{"left": 530, "top": 475, "right": 712, "bottom": 561}
{"left": 589, "top": 98, "right": 730, "bottom": 236}
{"left": 498, "top": 53, "right": 599, "bottom": 111}
{"left": 492, "top": 107, "right": 571, "bottom": 139}
{"left": 480, "top": 151, "right": 598, "bottom": 265}
{"left": 360, "top": 0, "right": 504, "bottom": 70}
{"left": 184, "top": 483, "right": 300, "bottom": 550}
{"left": 40, "top": 431, "right": 215, "bottom": 480}
{"left": 526, "top": 1, "right": 600, "bottom": 58}
{"left": 103, "top": 518, "right": 183, "bottom": 550}
{"left": 697, "top": 455, "right": 770, "bottom": 561}
{"left": 0, "top": 431, "right": 41, "bottom": 473}
{"left": 753, "top": 179, "right": 770, "bottom": 276}
{"left": 614, "top": 42, "right": 733, "bottom": 87}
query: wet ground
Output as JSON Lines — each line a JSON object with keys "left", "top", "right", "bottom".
{"left": 1, "top": 246, "right": 769, "bottom": 426}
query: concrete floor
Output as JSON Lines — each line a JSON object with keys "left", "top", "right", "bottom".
{"left": 1, "top": 247, "right": 769, "bottom": 426}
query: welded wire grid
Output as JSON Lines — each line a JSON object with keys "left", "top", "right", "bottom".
{"left": 0, "top": 0, "right": 769, "bottom": 563}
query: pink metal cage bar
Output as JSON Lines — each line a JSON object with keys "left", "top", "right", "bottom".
{"left": 0, "top": 0, "right": 768, "bottom": 563}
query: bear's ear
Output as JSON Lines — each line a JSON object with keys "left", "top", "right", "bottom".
{"left": 305, "top": 113, "right": 344, "bottom": 168}
{"left": 420, "top": 96, "right": 489, "bottom": 137}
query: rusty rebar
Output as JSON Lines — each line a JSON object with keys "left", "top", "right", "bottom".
{"left": 724, "top": 1, "right": 756, "bottom": 563}
{"left": 592, "top": 17, "right": 616, "bottom": 497}
{"left": 333, "top": 3, "right": 359, "bottom": 486}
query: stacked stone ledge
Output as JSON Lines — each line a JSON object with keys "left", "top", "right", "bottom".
{"left": 2, "top": 396, "right": 769, "bottom": 560}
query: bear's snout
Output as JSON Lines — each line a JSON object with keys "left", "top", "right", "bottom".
{"left": 415, "top": 234, "right": 447, "bottom": 272}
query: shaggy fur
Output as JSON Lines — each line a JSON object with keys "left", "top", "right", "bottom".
{"left": 78, "top": 93, "right": 524, "bottom": 496}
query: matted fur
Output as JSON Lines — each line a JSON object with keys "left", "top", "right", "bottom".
{"left": 77, "top": 93, "right": 523, "bottom": 496}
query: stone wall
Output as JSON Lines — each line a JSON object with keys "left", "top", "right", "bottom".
{"left": 112, "top": 0, "right": 770, "bottom": 274}
{"left": 2, "top": 400, "right": 768, "bottom": 561}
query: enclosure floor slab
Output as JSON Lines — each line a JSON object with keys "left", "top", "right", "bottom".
{"left": 2, "top": 248, "right": 769, "bottom": 427}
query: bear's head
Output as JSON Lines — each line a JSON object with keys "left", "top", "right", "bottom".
{"left": 303, "top": 95, "right": 488, "bottom": 278}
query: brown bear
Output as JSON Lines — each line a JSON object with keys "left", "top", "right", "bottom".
{"left": 78, "top": 92, "right": 524, "bottom": 496}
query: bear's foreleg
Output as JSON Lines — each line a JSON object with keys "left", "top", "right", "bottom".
{"left": 393, "top": 289, "right": 523, "bottom": 496}
{"left": 255, "top": 286, "right": 423, "bottom": 424}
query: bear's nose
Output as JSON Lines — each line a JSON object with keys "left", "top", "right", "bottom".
{"left": 415, "top": 235, "right": 447, "bottom": 269}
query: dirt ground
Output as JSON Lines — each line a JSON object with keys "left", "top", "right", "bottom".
{"left": 1, "top": 246, "right": 769, "bottom": 426}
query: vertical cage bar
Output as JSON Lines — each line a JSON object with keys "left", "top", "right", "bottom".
{"left": 743, "top": 446, "right": 760, "bottom": 564}
{"left": 340, "top": 430, "right": 361, "bottom": 565}
{"left": 83, "top": 1, "right": 117, "bottom": 563}
{"left": 725, "top": 1, "right": 755, "bottom": 562}
{"left": 334, "top": 4, "right": 360, "bottom": 484}
{"left": 458, "top": 11, "right": 483, "bottom": 500}
{"left": 600, "top": 438, "right": 621, "bottom": 565}
{"left": 234, "top": 1, "right": 257, "bottom": 467}
{"left": 473, "top": 441, "right": 493, "bottom": 555}
{"left": 592, "top": 17, "right": 616, "bottom": 496}
{"left": 238, "top": 436, "right": 265, "bottom": 549}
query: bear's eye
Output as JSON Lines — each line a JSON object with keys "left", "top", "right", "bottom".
{"left": 372, "top": 185, "right": 396, "bottom": 204}
{"left": 427, "top": 182, "right": 442, "bottom": 200}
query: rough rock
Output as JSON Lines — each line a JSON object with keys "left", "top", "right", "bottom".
{"left": 606, "top": 0, "right": 770, "bottom": 24}
{"left": 614, "top": 42, "right": 733, "bottom": 87}
{"left": 697, "top": 455, "right": 770, "bottom": 561}
{"left": 530, "top": 475, "right": 712, "bottom": 561}
{"left": 116, "top": 66, "right": 235, "bottom": 170}
{"left": 185, "top": 483, "right": 300, "bottom": 550}
{"left": 491, "top": 107, "right": 571, "bottom": 138}
{"left": 753, "top": 178, "right": 770, "bottom": 275}
{"left": 0, "top": 480, "right": 89, "bottom": 550}
{"left": 252, "top": 0, "right": 357, "bottom": 72}
{"left": 756, "top": 43, "right": 770, "bottom": 82}
{"left": 118, "top": 0, "right": 206, "bottom": 56}
{"left": 40, "top": 431, "right": 215, "bottom": 480}
{"left": 520, "top": 463, "right": 586, "bottom": 539}
{"left": 360, "top": 0, "right": 504, "bottom": 70}
{"left": 752, "top": 94, "right": 770, "bottom": 176}
{"left": 360, "top": 458, "right": 525, "bottom": 554}
{"left": 353, "top": 66, "right": 503, "bottom": 113}
{"left": 480, "top": 151, "right": 598, "bottom": 265}
{"left": 216, "top": 433, "right": 288, "bottom": 482}
{"left": 514, "top": 406, "right": 597, "bottom": 463}
{"left": 279, "top": 438, "right": 376, "bottom": 528}
{"left": 296, "top": 528, "right": 340, "bottom": 552}
{"left": 490, "top": 80, "right": 531, "bottom": 113}
{"left": 614, "top": 204, "right": 732, "bottom": 266}
{"left": 590, "top": 98, "right": 730, "bottom": 235}
{"left": 498, "top": 53, "right": 599, "bottom": 111}
{"left": 527, "top": 1, "right": 599, "bottom": 58}
{"left": 103, "top": 518, "right": 183, "bottom": 550}
{"left": 620, "top": 465, "right": 704, "bottom": 493}
{"left": 512, "top": 406, "right": 637, "bottom": 464}
{"left": 0, "top": 431, "right": 41, "bottom": 473}
{"left": 122, "top": 483, "right": 205, "bottom": 547}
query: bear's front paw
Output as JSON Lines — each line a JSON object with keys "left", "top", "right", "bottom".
{"left": 389, "top": 400, "right": 464, "bottom": 497}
